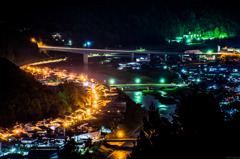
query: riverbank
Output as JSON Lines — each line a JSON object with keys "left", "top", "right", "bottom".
{"left": 81, "top": 89, "right": 147, "bottom": 159}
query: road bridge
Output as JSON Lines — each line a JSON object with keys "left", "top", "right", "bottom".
{"left": 104, "top": 138, "right": 137, "bottom": 142}
{"left": 39, "top": 46, "right": 210, "bottom": 65}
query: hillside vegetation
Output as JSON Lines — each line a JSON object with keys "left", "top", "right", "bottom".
{"left": 0, "top": 58, "right": 67, "bottom": 127}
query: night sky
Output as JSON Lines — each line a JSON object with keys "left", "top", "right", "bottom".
{"left": 3, "top": 0, "right": 240, "bottom": 28}
{"left": 1, "top": 0, "right": 240, "bottom": 48}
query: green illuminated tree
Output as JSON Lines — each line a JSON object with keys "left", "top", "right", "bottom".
{"left": 214, "top": 27, "right": 220, "bottom": 38}
{"left": 203, "top": 30, "right": 214, "bottom": 39}
{"left": 220, "top": 26, "right": 228, "bottom": 36}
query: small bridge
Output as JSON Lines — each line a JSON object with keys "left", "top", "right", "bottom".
{"left": 104, "top": 138, "right": 137, "bottom": 142}
{"left": 110, "top": 83, "right": 188, "bottom": 88}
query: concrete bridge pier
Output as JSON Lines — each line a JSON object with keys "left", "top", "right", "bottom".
{"left": 164, "top": 54, "right": 168, "bottom": 62}
{"left": 131, "top": 53, "right": 135, "bottom": 61}
{"left": 198, "top": 55, "right": 201, "bottom": 63}
{"left": 180, "top": 55, "right": 184, "bottom": 63}
{"left": 147, "top": 53, "right": 151, "bottom": 61}
{"left": 83, "top": 53, "right": 89, "bottom": 73}
{"left": 83, "top": 54, "right": 88, "bottom": 65}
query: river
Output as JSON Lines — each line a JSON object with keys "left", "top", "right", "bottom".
{"left": 106, "top": 142, "right": 134, "bottom": 159}
{"left": 63, "top": 62, "right": 176, "bottom": 121}
{"left": 125, "top": 91, "right": 176, "bottom": 121}
{"left": 105, "top": 91, "right": 176, "bottom": 159}
{"left": 42, "top": 58, "right": 176, "bottom": 159}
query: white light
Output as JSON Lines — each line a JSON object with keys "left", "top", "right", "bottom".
{"left": 83, "top": 82, "right": 89, "bottom": 87}
{"left": 11, "top": 148, "right": 16, "bottom": 153}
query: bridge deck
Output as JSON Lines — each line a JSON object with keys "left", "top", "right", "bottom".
{"left": 39, "top": 46, "right": 225, "bottom": 55}
{"left": 104, "top": 138, "right": 137, "bottom": 142}
{"left": 39, "top": 46, "right": 183, "bottom": 55}
{"left": 110, "top": 83, "right": 188, "bottom": 88}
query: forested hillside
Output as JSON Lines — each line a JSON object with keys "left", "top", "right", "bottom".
{"left": 0, "top": 58, "right": 67, "bottom": 127}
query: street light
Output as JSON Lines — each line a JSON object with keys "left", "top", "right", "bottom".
{"left": 160, "top": 78, "right": 165, "bottom": 84}
{"left": 15, "top": 129, "right": 20, "bottom": 141}
{"left": 63, "top": 122, "right": 68, "bottom": 137}
{"left": 83, "top": 41, "right": 92, "bottom": 47}
{"left": 31, "top": 38, "right": 36, "bottom": 43}
{"left": 117, "top": 130, "right": 124, "bottom": 138}
{"left": 87, "top": 109, "right": 91, "bottom": 116}
{"left": 135, "top": 78, "right": 141, "bottom": 84}
{"left": 109, "top": 79, "right": 115, "bottom": 85}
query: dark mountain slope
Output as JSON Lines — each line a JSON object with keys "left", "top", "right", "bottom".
{"left": 0, "top": 58, "right": 66, "bottom": 127}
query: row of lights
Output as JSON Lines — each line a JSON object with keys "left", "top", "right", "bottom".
{"left": 109, "top": 78, "right": 166, "bottom": 84}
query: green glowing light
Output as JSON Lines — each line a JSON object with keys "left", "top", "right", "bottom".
{"left": 159, "top": 104, "right": 168, "bottom": 108}
{"left": 135, "top": 78, "right": 141, "bottom": 84}
{"left": 160, "top": 78, "right": 165, "bottom": 83}
{"left": 207, "top": 50, "right": 213, "bottom": 54}
{"left": 135, "top": 47, "right": 146, "bottom": 52}
{"left": 109, "top": 79, "right": 115, "bottom": 84}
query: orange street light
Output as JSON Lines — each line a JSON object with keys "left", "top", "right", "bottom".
{"left": 64, "top": 122, "right": 68, "bottom": 127}
{"left": 87, "top": 109, "right": 91, "bottom": 116}
{"left": 69, "top": 74, "right": 74, "bottom": 79}
{"left": 31, "top": 38, "right": 36, "bottom": 43}
{"left": 117, "top": 130, "right": 124, "bottom": 138}
{"left": 63, "top": 122, "right": 68, "bottom": 137}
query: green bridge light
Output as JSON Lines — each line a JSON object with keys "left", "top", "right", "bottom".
{"left": 109, "top": 79, "right": 115, "bottom": 84}
{"left": 135, "top": 78, "right": 141, "bottom": 84}
{"left": 160, "top": 78, "right": 165, "bottom": 83}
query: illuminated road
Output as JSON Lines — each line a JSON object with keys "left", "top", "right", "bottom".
{"left": 21, "top": 57, "right": 67, "bottom": 66}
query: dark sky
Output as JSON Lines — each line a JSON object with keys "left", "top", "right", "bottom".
{"left": 3, "top": 0, "right": 238, "bottom": 19}
{"left": 2, "top": 0, "right": 240, "bottom": 30}
{"left": 1, "top": 0, "right": 240, "bottom": 48}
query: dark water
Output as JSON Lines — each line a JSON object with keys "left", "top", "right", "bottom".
{"left": 125, "top": 91, "right": 176, "bottom": 121}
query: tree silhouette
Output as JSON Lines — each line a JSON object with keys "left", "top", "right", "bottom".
{"left": 60, "top": 138, "right": 80, "bottom": 159}
{"left": 130, "top": 103, "right": 182, "bottom": 158}
{"left": 130, "top": 90, "right": 229, "bottom": 159}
